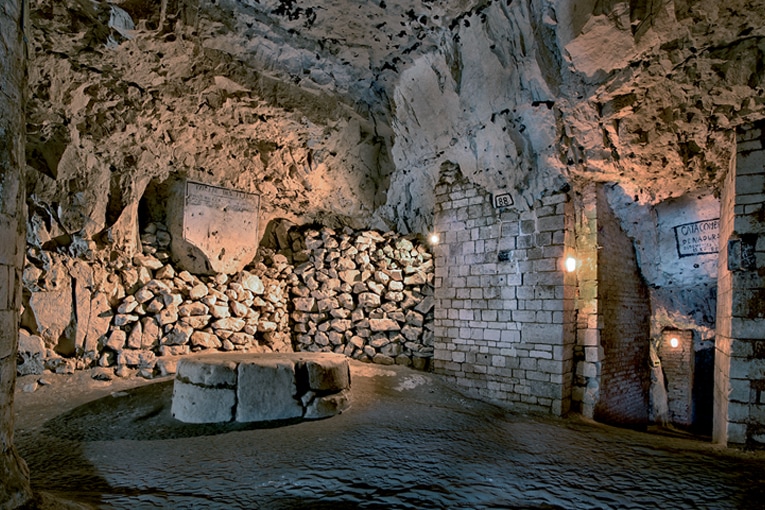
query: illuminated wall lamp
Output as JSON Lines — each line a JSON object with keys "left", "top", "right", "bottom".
{"left": 429, "top": 233, "right": 440, "bottom": 245}
{"left": 564, "top": 256, "right": 577, "bottom": 273}
{"left": 670, "top": 337, "right": 679, "bottom": 348}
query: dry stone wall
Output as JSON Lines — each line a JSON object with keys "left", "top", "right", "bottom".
{"left": 17, "top": 223, "right": 435, "bottom": 379}
{"left": 288, "top": 227, "right": 435, "bottom": 369}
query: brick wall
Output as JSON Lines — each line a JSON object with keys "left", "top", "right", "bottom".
{"left": 432, "top": 165, "right": 575, "bottom": 415}
{"left": 593, "top": 186, "right": 650, "bottom": 427}
{"left": 658, "top": 329, "right": 694, "bottom": 427}
{"left": 570, "top": 184, "right": 650, "bottom": 426}
{"left": 714, "top": 122, "right": 765, "bottom": 446}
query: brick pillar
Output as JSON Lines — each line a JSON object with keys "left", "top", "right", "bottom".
{"left": 658, "top": 329, "right": 694, "bottom": 428}
{"left": 572, "top": 184, "right": 600, "bottom": 418}
{"left": 0, "top": 0, "right": 33, "bottom": 506}
{"left": 714, "top": 122, "right": 765, "bottom": 446}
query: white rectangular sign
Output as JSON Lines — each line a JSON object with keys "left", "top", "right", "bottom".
{"left": 673, "top": 218, "right": 719, "bottom": 257}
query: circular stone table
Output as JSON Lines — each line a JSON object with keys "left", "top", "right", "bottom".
{"left": 171, "top": 352, "right": 351, "bottom": 424}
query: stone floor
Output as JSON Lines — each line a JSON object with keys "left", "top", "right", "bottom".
{"left": 13, "top": 362, "right": 765, "bottom": 509}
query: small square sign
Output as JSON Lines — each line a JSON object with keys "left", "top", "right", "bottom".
{"left": 493, "top": 193, "right": 514, "bottom": 208}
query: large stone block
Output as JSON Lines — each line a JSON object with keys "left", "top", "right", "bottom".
{"left": 168, "top": 180, "right": 261, "bottom": 275}
{"left": 171, "top": 380, "right": 236, "bottom": 423}
{"left": 523, "top": 323, "right": 563, "bottom": 344}
{"left": 28, "top": 286, "right": 72, "bottom": 351}
{"left": 176, "top": 357, "right": 237, "bottom": 386}
{"left": 236, "top": 359, "right": 303, "bottom": 422}
{"left": 304, "top": 390, "right": 351, "bottom": 419}
{"left": 302, "top": 353, "right": 350, "bottom": 391}
{"left": 17, "top": 330, "right": 45, "bottom": 356}
{"left": 172, "top": 353, "right": 351, "bottom": 424}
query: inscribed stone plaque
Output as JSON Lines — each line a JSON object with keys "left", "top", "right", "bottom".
{"left": 169, "top": 180, "right": 260, "bottom": 274}
{"left": 673, "top": 218, "right": 719, "bottom": 258}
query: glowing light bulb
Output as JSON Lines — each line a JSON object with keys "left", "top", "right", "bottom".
{"left": 429, "top": 233, "right": 440, "bottom": 245}
{"left": 564, "top": 256, "right": 577, "bottom": 273}
{"left": 670, "top": 337, "right": 679, "bottom": 348}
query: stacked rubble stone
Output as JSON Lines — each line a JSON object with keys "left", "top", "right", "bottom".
{"left": 288, "top": 227, "right": 435, "bottom": 369}
{"left": 101, "top": 223, "right": 293, "bottom": 377}
{"left": 18, "top": 223, "right": 435, "bottom": 378}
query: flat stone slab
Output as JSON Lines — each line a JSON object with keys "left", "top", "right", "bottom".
{"left": 171, "top": 352, "right": 350, "bottom": 424}
{"left": 168, "top": 180, "right": 261, "bottom": 275}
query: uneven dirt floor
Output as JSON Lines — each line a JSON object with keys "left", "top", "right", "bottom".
{"left": 13, "top": 361, "right": 765, "bottom": 509}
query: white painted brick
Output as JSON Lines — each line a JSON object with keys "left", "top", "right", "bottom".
{"left": 729, "top": 378, "right": 751, "bottom": 403}
{"left": 727, "top": 422, "right": 747, "bottom": 444}
{"left": 582, "top": 328, "right": 599, "bottom": 346}
{"left": 538, "top": 359, "right": 564, "bottom": 375}
{"left": 526, "top": 371, "right": 550, "bottom": 382}
{"left": 523, "top": 323, "right": 563, "bottom": 344}
{"left": 577, "top": 361, "right": 598, "bottom": 378}
{"left": 585, "top": 346, "right": 601, "bottom": 362}
{"left": 541, "top": 194, "right": 567, "bottom": 206}
{"left": 484, "top": 329, "right": 501, "bottom": 341}
{"left": 500, "top": 330, "right": 521, "bottom": 344}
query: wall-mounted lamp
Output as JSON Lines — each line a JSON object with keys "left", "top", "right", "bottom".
{"left": 669, "top": 337, "right": 679, "bottom": 348}
{"left": 564, "top": 256, "right": 577, "bottom": 273}
{"left": 429, "top": 233, "right": 440, "bottom": 246}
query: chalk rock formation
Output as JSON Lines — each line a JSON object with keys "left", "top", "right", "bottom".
{"left": 1, "top": 0, "right": 33, "bottom": 506}
{"left": 24, "top": 0, "right": 765, "bottom": 255}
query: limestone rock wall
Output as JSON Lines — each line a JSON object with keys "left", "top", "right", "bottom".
{"left": 20, "top": 221, "right": 293, "bottom": 378}
{"left": 25, "top": 0, "right": 389, "bottom": 265}
{"left": 25, "top": 0, "right": 765, "bottom": 253}
{"left": 380, "top": 0, "right": 765, "bottom": 234}
{"left": 1, "top": 0, "right": 33, "bottom": 506}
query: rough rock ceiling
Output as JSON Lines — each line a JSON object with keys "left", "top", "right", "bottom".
{"left": 25, "top": 0, "right": 765, "bottom": 249}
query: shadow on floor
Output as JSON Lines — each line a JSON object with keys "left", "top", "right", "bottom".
{"left": 41, "top": 380, "right": 311, "bottom": 442}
